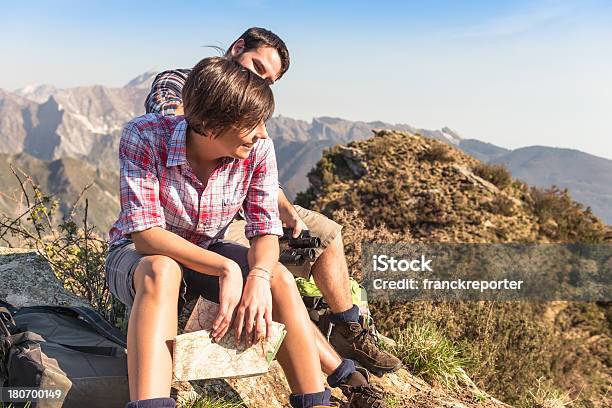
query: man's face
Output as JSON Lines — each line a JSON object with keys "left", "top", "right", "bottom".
{"left": 230, "top": 39, "right": 283, "bottom": 84}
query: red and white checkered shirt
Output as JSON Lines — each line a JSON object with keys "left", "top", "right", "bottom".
{"left": 108, "top": 113, "right": 283, "bottom": 250}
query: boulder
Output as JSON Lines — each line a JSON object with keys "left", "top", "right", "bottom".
{"left": 0, "top": 247, "right": 89, "bottom": 307}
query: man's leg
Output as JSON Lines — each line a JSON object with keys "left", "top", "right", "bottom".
{"left": 309, "top": 231, "right": 353, "bottom": 314}
{"left": 292, "top": 206, "right": 402, "bottom": 376}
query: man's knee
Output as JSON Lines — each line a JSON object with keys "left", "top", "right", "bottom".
{"left": 133, "top": 255, "right": 183, "bottom": 296}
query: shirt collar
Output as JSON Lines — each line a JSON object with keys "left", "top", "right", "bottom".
{"left": 165, "top": 119, "right": 241, "bottom": 168}
{"left": 166, "top": 119, "right": 187, "bottom": 167}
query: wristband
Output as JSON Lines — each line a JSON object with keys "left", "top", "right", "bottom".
{"left": 247, "top": 273, "right": 270, "bottom": 284}
{"left": 251, "top": 266, "right": 272, "bottom": 278}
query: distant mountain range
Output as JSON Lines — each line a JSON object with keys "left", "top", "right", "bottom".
{"left": 0, "top": 73, "right": 610, "bottom": 228}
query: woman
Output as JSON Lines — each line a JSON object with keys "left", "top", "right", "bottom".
{"left": 105, "top": 57, "right": 333, "bottom": 408}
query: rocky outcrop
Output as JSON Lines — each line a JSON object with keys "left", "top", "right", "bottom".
{"left": 0, "top": 248, "right": 89, "bottom": 308}
{"left": 297, "top": 130, "right": 606, "bottom": 243}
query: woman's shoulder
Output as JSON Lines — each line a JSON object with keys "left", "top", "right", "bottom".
{"left": 121, "top": 114, "right": 185, "bottom": 161}
{"left": 126, "top": 113, "right": 183, "bottom": 134}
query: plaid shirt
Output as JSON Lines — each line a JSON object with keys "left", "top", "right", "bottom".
{"left": 108, "top": 114, "right": 283, "bottom": 250}
{"left": 145, "top": 69, "right": 191, "bottom": 116}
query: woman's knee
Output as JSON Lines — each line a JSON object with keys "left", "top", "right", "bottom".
{"left": 133, "top": 255, "right": 183, "bottom": 297}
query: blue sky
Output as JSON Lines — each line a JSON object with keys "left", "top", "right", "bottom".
{"left": 2, "top": 0, "right": 611, "bottom": 159}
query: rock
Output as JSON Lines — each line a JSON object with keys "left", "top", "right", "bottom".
{"left": 0, "top": 247, "right": 89, "bottom": 307}
{"left": 337, "top": 146, "right": 368, "bottom": 178}
{"left": 452, "top": 164, "right": 499, "bottom": 194}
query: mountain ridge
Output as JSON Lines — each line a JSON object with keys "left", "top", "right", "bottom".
{"left": 1, "top": 75, "right": 610, "bottom": 223}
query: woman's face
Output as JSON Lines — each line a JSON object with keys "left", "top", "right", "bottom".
{"left": 217, "top": 122, "right": 269, "bottom": 160}
{"left": 230, "top": 40, "right": 282, "bottom": 84}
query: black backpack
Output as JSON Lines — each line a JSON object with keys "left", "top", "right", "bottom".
{"left": 0, "top": 300, "right": 129, "bottom": 408}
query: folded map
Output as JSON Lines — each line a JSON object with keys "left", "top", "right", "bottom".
{"left": 172, "top": 296, "right": 286, "bottom": 381}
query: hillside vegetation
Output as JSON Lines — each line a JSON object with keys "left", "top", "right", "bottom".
{"left": 297, "top": 130, "right": 611, "bottom": 407}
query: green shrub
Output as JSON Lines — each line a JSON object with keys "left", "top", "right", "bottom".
{"left": 0, "top": 166, "right": 124, "bottom": 330}
{"left": 182, "top": 396, "right": 243, "bottom": 408}
{"left": 472, "top": 163, "right": 512, "bottom": 189}
{"left": 530, "top": 186, "right": 605, "bottom": 242}
{"left": 519, "top": 377, "right": 574, "bottom": 408}
{"left": 420, "top": 144, "right": 455, "bottom": 163}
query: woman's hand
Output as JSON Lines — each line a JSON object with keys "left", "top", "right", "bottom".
{"left": 211, "top": 261, "right": 243, "bottom": 342}
{"left": 233, "top": 273, "right": 273, "bottom": 347}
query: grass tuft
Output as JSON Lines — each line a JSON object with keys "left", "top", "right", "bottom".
{"left": 388, "top": 321, "right": 469, "bottom": 388}
{"left": 182, "top": 395, "right": 243, "bottom": 408}
{"left": 521, "top": 377, "right": 575, "bottom": 408}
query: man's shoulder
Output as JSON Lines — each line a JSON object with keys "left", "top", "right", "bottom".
{"left": 152, "top": 69, "right": 191, "bottom": 85}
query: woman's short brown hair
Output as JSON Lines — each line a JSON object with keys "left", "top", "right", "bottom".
{"left": 182, "top": 56, "right": 275, "bottom": 137}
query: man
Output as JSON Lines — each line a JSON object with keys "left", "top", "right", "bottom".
{"left": 146, "top": 27, "right": 402, "bottom": 379}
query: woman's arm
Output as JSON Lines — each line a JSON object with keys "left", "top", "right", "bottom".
{"left": 133, "top": 227, "right": 245, "bottom": 342}
{"left": 132, "top": 226, "right": 241, "bottom": 277}
{"left": 232, "top": 234, "right": 279, "bottom": 347}
{"left": 233, "top": 137, "right": 284, "bottom": 345}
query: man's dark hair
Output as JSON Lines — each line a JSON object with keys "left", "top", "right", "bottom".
{"left": 227, "top": 27, "right": 290, "bottom": 80}
{"left": 182, "top": 57, "right": 274, "bottom": 138}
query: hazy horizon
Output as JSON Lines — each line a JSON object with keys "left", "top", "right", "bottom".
{"left": 2, "top": 0, "right": 611, "bottom": 160}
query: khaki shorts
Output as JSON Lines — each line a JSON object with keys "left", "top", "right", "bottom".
{"left": 225, "top": 205, "right": 342, "bottom": 278}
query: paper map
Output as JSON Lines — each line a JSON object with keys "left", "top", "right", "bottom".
{"left": 172, "top": 296, "right": 286, "bottom": 381}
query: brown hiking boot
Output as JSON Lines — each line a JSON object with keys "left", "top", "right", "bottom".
{"left": 320, "top": 315, "right": 402, "bottom": 376}
{"left": 340, "top": 383, "right": 388, "bottom": 408}
{"left": 337, "top": 367, "right": 387, "bottom": 408}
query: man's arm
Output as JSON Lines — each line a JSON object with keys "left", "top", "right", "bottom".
{"left": 145, "top": 69, "right": 190, "bottom": 115}
{"left": 277, "top": 188, "right": 307, "bottom": 238}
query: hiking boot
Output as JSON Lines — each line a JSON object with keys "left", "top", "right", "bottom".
{"left": 320, "top": 315, "right": 402, "bottom": 376}
{"left": 340, "top": 383, "right": 388, "bottom": 408}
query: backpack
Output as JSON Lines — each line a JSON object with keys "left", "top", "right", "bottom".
{"left": 295, "top": 276, "right": 373, "bottom": 326}
{"left": 0, "top": 300, "right": 130, "bottom": 408}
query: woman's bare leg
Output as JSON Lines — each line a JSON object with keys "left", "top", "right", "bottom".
{"left": 311, "top": 321, "right": 343, "bottom": 374}
{"left": 127, "top": 255, "right": 183, "bottom": 400}
{"left": 271, "top": 264, "right": 326, "bottom": 393}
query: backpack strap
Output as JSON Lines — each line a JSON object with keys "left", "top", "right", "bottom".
{"left": 0, "top": 301, "right": 17, "bottom": 338}
{"left": 5, "top": 331, "right": 124, "bottom": 358}
{"left": 17, "top": 305, "right": 127, "bottom": 349}
{"left": 0, "top": 308, "right": 15, "bottom": 337}
{"left": 0, "top": 300, "right": 18, "bottom": 315}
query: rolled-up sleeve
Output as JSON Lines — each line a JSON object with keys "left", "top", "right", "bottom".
{"left": 116, "top": 123, "right": 166, "bottom": 237}
{"left": 243, "top": 138, "right": 283, "bottom": 239}
{"left": 144, "top": 69, "right": 190, "bottom": 116}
